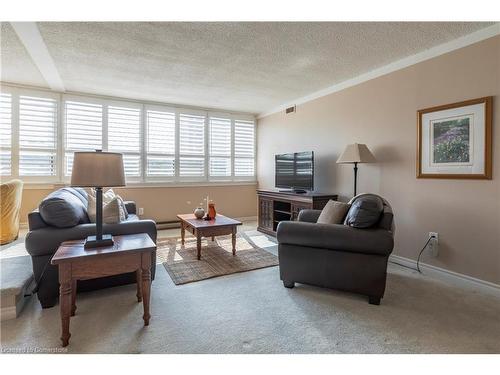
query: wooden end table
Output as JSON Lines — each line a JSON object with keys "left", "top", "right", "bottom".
{"left": 177, "top": 214, "right": 242, "bottom": 260}
{"left": 51, "top": 233, "right": 156, "bottom": 347}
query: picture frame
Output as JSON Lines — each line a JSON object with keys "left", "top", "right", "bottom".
{"left": 417, "top": 96, "right": 492, "bottom": 179}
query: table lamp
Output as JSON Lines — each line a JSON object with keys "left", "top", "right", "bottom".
{"left": 336, "top": 143, "right": 376, "bottom": 197}
{"left": 71, "top": 150, "right": 125, "bottom": 249}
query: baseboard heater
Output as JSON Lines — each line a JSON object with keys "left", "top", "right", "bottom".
{"left": 156, "top": 220, "right": 181, "bottom": 230}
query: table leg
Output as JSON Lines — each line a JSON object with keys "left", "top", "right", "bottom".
{"left": 196, "top": 232, "right": 202, "bottom": 260}
{"left": 141, "top": 267, "right": 151, "bottom": 326}
{"left": 181, "top": 221, "right": 185, "bottom": 245}
{"left": 71, "top": 279, "right": 77, "bottom": 316}
{"left": 136, "top": 269, "right": 142, "bottom": 302}
{"left": 59, "top": 265, "right": 72, "bottom": 347}
{"left": 211, "top": 236, "right": 214, "bottom": 241}
{"left": 232, "top": 227, "right": 237, "bottom": 256}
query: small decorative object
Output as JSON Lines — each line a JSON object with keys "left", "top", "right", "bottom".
{"left": 194, "top": 205, "right": 205, "bottom": 219}
{"left": 337, "top": 143, "right": 376, "bottom": 197}
{"left": 208, "top": 201, "right": 217, "bottom": 219}
{"left": 417, "top": 97, "right": 492, "bottom": 179}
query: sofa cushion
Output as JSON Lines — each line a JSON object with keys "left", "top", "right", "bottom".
{"left": 344, "top": 195, "right": 383, "bottom": 228}
{"left": 39, "top": 188, "right": 90, "bottom": 228}
{"left": 87, "top": 189, "right": 127, "bottom": 224}
{"left": 317, "top": 200, "right": 350, "bottom": 225}
{"left": 87, "top": 195, "right": 125, "bottom": 224}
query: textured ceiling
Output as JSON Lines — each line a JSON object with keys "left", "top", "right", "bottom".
{"left": 1, "top": 22, "right": 495, "bottom": 114}
{"left": 0, "top": 22, "right": 48, "bottom": 87}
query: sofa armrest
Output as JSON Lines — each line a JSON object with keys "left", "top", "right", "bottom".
{"left": 276, "top": 221, "right": 394, "bottom": 256}
{"left": 28, "top": 211, "right": 48, "bottom": 230}
{"left": 26, "top": 219, "right": 157, "bottom": 257}
{"left": 124, "top": 201, "right": 136, "bottom": 215}
{"left": 297, "top": 209, "right": 321, "bottom": 223}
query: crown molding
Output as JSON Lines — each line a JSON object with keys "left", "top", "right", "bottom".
{"left": 258, "top": 23, "right": 500, "bottom": 119}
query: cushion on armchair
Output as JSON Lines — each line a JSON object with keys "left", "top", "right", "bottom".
{"left": 317, "top": 200, "right": 350, "bottom": 225}
{"left": 344, "top": 195, "right": 383, "bottom": 228}
{"left": 39, "top": 188, "right": 90, "bottom": 228}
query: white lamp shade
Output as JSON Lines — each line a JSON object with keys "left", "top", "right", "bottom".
{"left": 71, "top": 151, "right": 125, "bottom": 187}
{"left": 336, "top": 143, "right": 376, "bottom": 164}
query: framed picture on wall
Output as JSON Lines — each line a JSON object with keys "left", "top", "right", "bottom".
{"left": 417, "top": 96, "right": 492, "bottom": 179}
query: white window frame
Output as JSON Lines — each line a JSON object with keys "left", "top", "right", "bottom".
{"left": 207, "top": 112, "right": 232, "bottom": 182}
{"left": 106, "top": 99, "right": 143, "bottom": 182}
{"left": 0, "top": 84, "right": 257, "bottom": 187}
{"left": 1, "top": 86, "right": 61, "bottom": 183}
{"left": 233, "top": 116, "right": 257, "bottom": 180}
{"left": 62, "top": 94, "right": 105, "bottom": 180}
{"left": 178, "top": 108, "right": 209, "bottom": 182}
{"left": 144, "top": 104, "right": 177, "bottom": 182}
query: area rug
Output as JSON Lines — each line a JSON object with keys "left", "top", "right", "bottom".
{"left": 159, "top": 232, "right": 278, "bottom": 285}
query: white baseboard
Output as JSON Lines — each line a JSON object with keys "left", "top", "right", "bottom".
{"left": 389, "top": 254, "right": 500, "bottom": 298}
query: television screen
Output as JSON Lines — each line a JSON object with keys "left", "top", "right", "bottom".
{"left": 275, "top": 151, "right": 314, "bottom": 191}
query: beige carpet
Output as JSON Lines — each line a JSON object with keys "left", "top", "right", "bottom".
{"left": 159, "top": 233, "right": 278, "bottom": 285}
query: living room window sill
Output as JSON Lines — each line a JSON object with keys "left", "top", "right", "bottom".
{"left": 21, "top": 180, "right": 257, "bottom": 190}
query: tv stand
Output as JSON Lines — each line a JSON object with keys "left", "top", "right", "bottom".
{"left": 278, "top": 189, "right": 307, "bottom": 194}
{"left": 257, "top": 189, "right": 338, "bottom": 236}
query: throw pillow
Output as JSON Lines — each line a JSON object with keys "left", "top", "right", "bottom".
{"left": 344, "top": 195, "right": 384, "bottom": 228}
{"left": 39, "top": 188, "right": 90, "bottom": 228}
{"left": 87, "top": 188, "right": 128, "bottom": 219}
{"left": 87, "top": 194, "right": 127, "bottom": 224}
{"left": 317, "top": 200, "right": 350, "bottom": 225}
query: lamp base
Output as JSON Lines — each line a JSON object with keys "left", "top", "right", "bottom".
{"left": 84, "top": 234, "right": 114, "bottom": 249}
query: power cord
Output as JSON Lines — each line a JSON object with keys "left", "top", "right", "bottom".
{"left": 389, "top": 235, "right": 435, "bottom": 274}
{"left": 416, "top": 236, "right": 433, "bottom": 273}
{"left": 24, "top": 257, "right": 51, "bottom": 297}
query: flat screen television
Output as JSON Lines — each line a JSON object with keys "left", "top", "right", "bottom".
{"left": 275, "top": 151, "right": 314, "bottom": 193}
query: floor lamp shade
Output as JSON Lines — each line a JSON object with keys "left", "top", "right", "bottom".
{"left": 336, "top": 143, "right": 376, "bottom": 197}
{"left": 71, "top": 151, "right": 126, "bottom": 249}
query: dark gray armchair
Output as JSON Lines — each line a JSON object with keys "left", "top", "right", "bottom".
{"left": 277, "top": 195, "right": 394, "bottom": 305}
{"left": 25, "top": 188, "right": 157, "bottom": 308}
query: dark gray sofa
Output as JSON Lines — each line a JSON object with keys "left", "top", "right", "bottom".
{"left": 277, "top": 194, "right": 394, "bottom": 305}
{"left": 25, "top": 188, "right": 157, "bottom": 308}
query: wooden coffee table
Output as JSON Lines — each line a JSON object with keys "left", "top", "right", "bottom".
{"left": 177, "top": 214, "right": 242, "bottom": 260}
{"left": 51, "top": 233, "right": 156, "bottom": 347}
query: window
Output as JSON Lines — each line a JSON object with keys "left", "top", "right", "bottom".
{"left": 19, "top": 96, "right": 57, "bottom": 176}
{"left": 64, "top": 100, "right": 103, "bottom": 176}
{"left": 209, "top": 117, "right": 231, "bottom": 177}
{"left": 234, "top": 120, "right": 255, "bottom": 176}
{"left": 0, "top": 93, "right": 12, "bottom": 176}
{"left": 179, "top": 113, "right": 205, "bottom": 177}
{"left": 108, "top": 105, "right": 141, "bottom": 177}
{"left": 1, "top": 86, "right": 256, "bottom": 184}
{"left": 146, "top": 109, "right": 175, "bottom": 177}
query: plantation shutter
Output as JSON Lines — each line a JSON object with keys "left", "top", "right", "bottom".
{"left": 64, "top": 100, "right": 103, "bottom": 176}
{"left": 179, "top": 113, "right": 205, "bottom": 177}
{"left": 0, "top": 93, "right": 12, "bottom": 175}
{"left": 108, "top": 105, "right": 142, "bottom": 177}
{"left": 234, "top": 120, "right": 255, "bottom": 176}
{"left": 19, "top": 95, "right": 57, "bottom": 176}
{"left": 209, "top": 117, "right": 231, "bottom": 177}
{"left": 146, "top": 109, "right": 175, "bottom": 177}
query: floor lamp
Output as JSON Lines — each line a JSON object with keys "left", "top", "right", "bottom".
{"left": 71, "top": 150, "right": 125, "bottom": 249}
{"left": 336, "top": 143, "right": 376, "bottom": 197}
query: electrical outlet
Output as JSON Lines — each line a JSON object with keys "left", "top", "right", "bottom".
{"left": 138, "top": 207, "right": 144, "bottom": 216}
{"left": 428, "top": 232, "right": 439, "bottom": 257}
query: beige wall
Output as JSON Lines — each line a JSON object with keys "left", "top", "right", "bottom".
{"left": 20, "top": 184, "right": 258, "bottom": 224}
{"left": 257, "top": 36, "right": 500, "bottom": 284}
